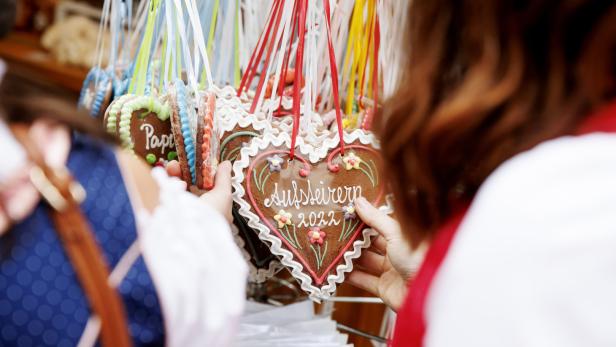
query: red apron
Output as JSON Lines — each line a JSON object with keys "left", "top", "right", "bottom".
{"left": 391, "top": 101, "right": 616, "bottom": 347}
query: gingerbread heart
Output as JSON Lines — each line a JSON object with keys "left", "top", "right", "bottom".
{"left": 217, "top": 87, "right": 276, "bottom": 160}
{"left": 105, "top": 94, "right": 136, "bottom": 136}
{"left": 169, "top": 81, "right": 201, "bottom": 185}
{"left": 219, "top": 125, "right": 261, "bottom": 162}
{"left": 229, "top": 216, "right": 283, "bottom": 283}
{"left": 232, "top": 130, "right": 390, "bottom": 298}
{"left": 195, "top": 91, "right": 217, "bottom": 190}
{"left": 117, "top": 95, "right": 176, "bottom": 166}
{"left": 224, "top": 127, "right": 285, "bottom": 282}
{"left": 79, "top": 67, "right": 113, "bottom": 119}
{"left": 216, "top": 86, "right": 283, "bottom": 282}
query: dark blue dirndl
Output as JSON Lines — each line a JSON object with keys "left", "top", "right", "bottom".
{"left": 0, "top": 135, "right": 165, "bottom": 346}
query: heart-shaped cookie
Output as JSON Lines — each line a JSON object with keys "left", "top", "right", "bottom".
{"left": 217, "top": 87, "right": 275, "bottom": 160}
{"left": 233, "top": 130, "right": 390, "bottom": 298}
{"left": 169, "top": 82, "right": 198, "bottom": 184}
{"left": 117, "top": 95, "right": 176, "bottom": 166}
{"left": 105, "top": 94, "right": 135, "bottom": 135}
{"left": 215, "top": 86, "right": 283, "bottom": 282}
{"left": 195, "top": 91, "right": 217, "bottom": 190}
{"left": 79, "top": 67, "right": 113, "bottom": 119}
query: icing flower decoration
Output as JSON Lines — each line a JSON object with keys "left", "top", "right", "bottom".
{"left": 267, "top": 155, "right": 284, "bottom": 172}
{"left": 342, "top": 152, "right": 362, "bottom": 170}
{"left": 342, "top": 203, "right": 357, "bottom": 220}
{"left": 308, "top": 227, "right": 326, "bottom": 245}
{"left": 273, "top": 209, "right": 293, "bottom": 229}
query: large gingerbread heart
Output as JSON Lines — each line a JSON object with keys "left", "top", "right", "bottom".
{"left": 216, "top": 86, "right": 283, "bottom": 282}
{"left": 232, "top": 130, "right": 390, "bottom": 299}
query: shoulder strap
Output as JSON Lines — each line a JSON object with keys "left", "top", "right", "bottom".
{"left": 9, "top": 124, "right": 132, "bottom": 347}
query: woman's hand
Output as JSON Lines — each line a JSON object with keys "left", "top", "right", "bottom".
{"left": 198, "top": 161, "right": 233, "bottom": 223}
{"left": 166, "top": 160, "right": 234, "bottom": 223}
{"left": 348, "top": 197, "right": 423, "bottom": 311}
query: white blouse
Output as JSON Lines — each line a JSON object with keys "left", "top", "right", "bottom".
{"left": 136, "top": 168, "right": 247, "bottom": 347}
{"left": 425, "top": 133, "right": 616, "bottom": 347}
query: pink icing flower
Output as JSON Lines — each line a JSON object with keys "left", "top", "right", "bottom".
{"left": 308, "top": 227, "right": 326, "bottom": 245}
{"left": 273, "top": 210, "right": 293, "bottom": 229}
{"left": 342, "top": 152, "right": 362, "bottom": 170}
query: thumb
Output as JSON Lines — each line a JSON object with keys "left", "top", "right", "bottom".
{"left": 211, "top": 160, "right": 232, "bottom": 194}
{"left": 165, "top": 160, "right": 182, "bottom": 178}
{"left": 354, "top": 197, "right": 401, "bottom": 242}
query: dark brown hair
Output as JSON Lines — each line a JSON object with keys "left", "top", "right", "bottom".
{"left": 0, "top": 0, "right": 16, "bottom": 37}
{"left": 0, "top": 70, "right": 114, "bottom": 142}
{"left": 378, "top": 1, "right": 616, "bottom": 246}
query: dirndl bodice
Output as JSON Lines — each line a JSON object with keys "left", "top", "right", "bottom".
{"left": 0, "top": 135, "right": 165, "bottom": 346}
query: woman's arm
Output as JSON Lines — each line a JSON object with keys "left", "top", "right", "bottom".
{"left": 116, "top": 150, "right": 246, "bottom": 346}
{"left": 115, "top": 149, "right": 160, "bottom": 213}
{"left": 116, "top": 149, "right": 233, "bottom": 222}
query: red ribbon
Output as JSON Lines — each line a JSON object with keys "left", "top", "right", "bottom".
{"left": 239, "top": 0, "right": 348, "bottom": 159}
{"left": 237, "top": 0, "right": 281, "bottom": 97}
{"left": 277, "top": 0, "right": 300, "bottom": 112}
{"left": 289, "top": 0, "right": 308, "bottom": 159}
{"left": 250, "top": 0, "right": 285, "bottom": 114}
{"left": 322, "top": 0, "right": 346, "bottom": 156}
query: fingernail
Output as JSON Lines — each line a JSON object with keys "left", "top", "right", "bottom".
{"left": 221, "top": 161, "right": 231, "bottom": 170}
{"left": 355, "top": 197, "right": 368, "bottom": 208}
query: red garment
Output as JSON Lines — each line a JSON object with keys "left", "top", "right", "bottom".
{"left": 391, "top": 100, "right": 616, "bottom": 347}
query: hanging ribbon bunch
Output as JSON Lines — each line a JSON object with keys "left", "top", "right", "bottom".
{"left": 228, "top": 0, "right": 393, "bottom": 299}
{"left": 314, "top": 0, "right": 353, "bottom": 114}
{"left": 78, "top": 0, "right": 135, "bottom": 118}
{"left": 165, "top": 0, "right": 217, "bottom": 188}
{"left": 98, "top": 0, "right": 220, "bottom": 192}
{"left": 79, "top": 0, "right": 393, "bottom": 288}
{"left": 236, "top": 0, "right": 348, "bottom": 158}
{"left": 197, "top": 0, "right": 241, "bottom": 88}
{"left": 338, "top": 0, "right": 380, "bottom": 131}
{"left": 378, "top": 0, "right": 409, "bottom": 99}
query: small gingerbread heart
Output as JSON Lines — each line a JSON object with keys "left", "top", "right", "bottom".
{"left": 117, "top": 95, "right": 176, "bottom": 166}
{"left": 217, "top": 87, "right": 275, "bottom": 158}
{"left": 105, "top": 94, "right": 136, "bottom": 136}
{"left": 195, "top": 91, "right": 217, "bottom": 190}
{"left": 79, "top": 67, "right": 113, "bottom": 119}
{"left": 169, "top": 81, "right": 197, "bottom": 185}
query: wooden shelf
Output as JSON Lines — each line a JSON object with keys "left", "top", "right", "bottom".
{"left": 0, "top": 31, "right": 88, "bottom": 94}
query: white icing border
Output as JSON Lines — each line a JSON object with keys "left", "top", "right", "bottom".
{"left": 232, "top": 129, "right": 393, "bottom": 300}
{"left": 214, "top": 86, "right": 329, "bottom": 144}
{"left": 214, "top": 87, "right": 276, "bottom": 136}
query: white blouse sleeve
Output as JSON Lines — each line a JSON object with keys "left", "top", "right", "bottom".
{"left": 135, "top": 168, "right": 247, "bottom": 347}
{"left": 425, "top": 134, "right": 616, "bottom": 347}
